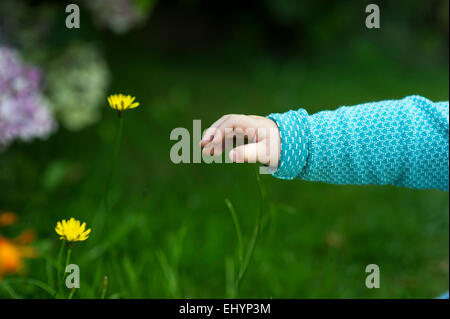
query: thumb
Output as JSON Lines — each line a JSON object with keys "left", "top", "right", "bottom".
{"left": 229, "top": 142, "right": 268, "bottom": 165}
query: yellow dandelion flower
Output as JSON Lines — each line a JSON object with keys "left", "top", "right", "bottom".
{"left": 55, "top": 218, "right": 91, "bottom": 243}
{"left": 107, "top": 94, "right": 140, "bottom": 112}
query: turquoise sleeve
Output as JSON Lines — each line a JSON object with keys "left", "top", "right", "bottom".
{"left": 267, "top": 95, "right": 449, "bottom": 191}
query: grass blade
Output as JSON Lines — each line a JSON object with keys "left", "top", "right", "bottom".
{"left": 3, "top": 278, "right": 56, "bottom": 297}
{"left": 225, "top": 257, "right": 237, "bottom": 298}
{"left": 0, "top": 281, "right": 21, "bottom": 298}
{"left": 225, "top": 198, "right": 244, "bottom": 266}
{"left": 237, "top": 171, "right": 264, "bottom": 287}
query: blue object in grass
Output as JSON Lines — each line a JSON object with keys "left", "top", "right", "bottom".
{"left": 436, "top": 291, "right": 449, "bottom": 299}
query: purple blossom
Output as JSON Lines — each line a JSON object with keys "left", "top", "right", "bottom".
{"left": 0, "top": 46, "right": 55, "bottom": 150}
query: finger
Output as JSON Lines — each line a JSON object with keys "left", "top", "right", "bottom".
{"left": 201, "top": 115, "right": 231, "bottom": 144}
{"left": 202, "top": 141, "right": 225, "bottom": 156}
{"left": 210, "top": 115, "right": 257, "bottom": 145}
{"left": 202, "top": 144, "right": 214, "bottom": 156}
{"left": 229, "top": 141, "right": 268, "bottom": 164}
{"left": 201, "top": 127, "right": 225, "bottom": 152}
{"left": 203, "top": 129, "right": 245, "bottom": 157}
{"left": 206, "top": 127, "right": 246, "bottom": 147}
{"left": 200, "top": 127, "right": 217, "bottom": 147}
{"left": 202, "top": 144, "right": 223, "bottom": 157}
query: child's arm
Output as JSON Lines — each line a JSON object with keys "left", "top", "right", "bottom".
{"left": 201, "top": 95, "right": 449, "bottom": 191}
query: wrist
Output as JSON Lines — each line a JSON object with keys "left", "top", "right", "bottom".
{"left": 266, "top": 109, "right": 309, "bottom": 180}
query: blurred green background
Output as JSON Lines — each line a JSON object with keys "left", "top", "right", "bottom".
{"left": 0, "top": 0, "right": 448, "bottom": 298}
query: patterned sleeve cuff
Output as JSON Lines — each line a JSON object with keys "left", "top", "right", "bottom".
{"left": 267, "top": 109, "right": 309, "bottom": 180}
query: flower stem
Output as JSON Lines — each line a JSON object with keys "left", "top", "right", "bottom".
{"left": 68, "top": 287, "right": 76, "bottom": 299}
{"left": 102, "top": 114, "right": 124, "bottom": 229}
{"left": 105, "top": 115, "right": 124, "bottom": 211}
{"left": 59, "top": 244, "right": 72, "bottom": 298}
{"left": 64, "top": 246, "right": 72, "bottom": 274}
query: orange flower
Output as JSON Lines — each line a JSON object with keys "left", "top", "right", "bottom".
{"left": 0, "top": 237, "right": 22, "bottom": 277}
{"left": 0, "top": 211, "right": 18, "bottom": 227}
{"left": 0, "top": 236, "right": 37, "bottom": 280}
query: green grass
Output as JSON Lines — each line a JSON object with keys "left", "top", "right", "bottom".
{"left": 0, "top": 41, "right": 448, "bottom": 298}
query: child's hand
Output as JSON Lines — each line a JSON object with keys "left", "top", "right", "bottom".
{"left": 200, "top": 114, "right": 281, "bottom": 168}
